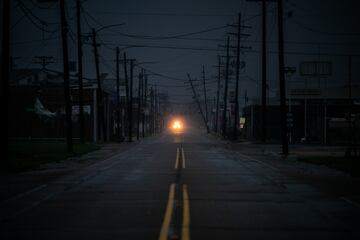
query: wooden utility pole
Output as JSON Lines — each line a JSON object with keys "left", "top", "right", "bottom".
{"left": 76, "top": 0, "right": 85, "bottom": 143}
{"left": 137, "top": 71, "right": 142, "bottom": 140}
{"left": 215, "top": 56, "right": 221, "bottom": 134}
{"left": 142, "top": 72, "right": 148, "bottom": 137}
{"left": 222, "top": 36, "right": 230, "bottom": 138}
{"left": 233, "top": 13, "right": 241, "bottom": 140}
{"left": 1, "top": 0, "right": 10, "bottom": 166}
{"left": 129, "top": 59, "right": 134, "bottom": 142}
{"left": 150, "top": 87, "right": 154, "bottom": 134}
{"left": 155, "top": 88, "right": 158, "bottom": 133}
{"left": 277, "top": 0, "right": 289, "bottom": 155}
{"left": 202, "top": 65, "right": 209, "bottom": 133}
{"left": 261, "top": 0, "right": 267, "bottom": 143}
{"left": 123, "top": 53, "right": 130, "bottom": 142}
{"left": 92, "top": 28, "right": 106, "bottom": 142}
{"left": 187, "top": 74, "right": 209, "bottom": 132}
{"left": 60, "top": 0, "right": 73, "bottom": 152}
{"left": 116, "top": 47, "right": 122, "bottom": 141}
{"left": 141, "top": 70, "right": 145, "bottom": 137}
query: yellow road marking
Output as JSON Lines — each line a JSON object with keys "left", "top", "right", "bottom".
{"left": 181, "top": 148, "right": 186, "bottom": 169}
{"left": 182, "top": 184, "right": 191, "bottom": 240}
{"left": 175, "top": 148, "right": 179, "bottom": 169}
{"left": 159, "top": 184, "right": 176, "bottom": 240}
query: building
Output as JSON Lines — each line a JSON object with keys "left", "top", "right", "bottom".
{"left": 242, "top": 84, "right": 360, "bottom": 145}
{"left": 8, "top": 68, "right": 112, "bottom": 143}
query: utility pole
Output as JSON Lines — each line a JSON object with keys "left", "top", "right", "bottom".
{"left": 137, "top": 71, "right": 142, "bottom": 140}
{"left": 277, "top": 0, "right": 288, "bottom": 155}
{"left": 1, "top": 0, "right": 10, "bottom": 167}
{"left": 202, "top": 65, "right": 210, "bottom": 133}
{"left": 140, "top": 69, "right": 145, "bottom": 138}
{"left": 226, "top": 12, "right": 252, "bottom": 140}
{"left": 346, "top": 55, "right": 354, "bottom": 157}
{"left": 187, "top": 74, "right": 209, "bottom": 132}
{"left": 202, "top": 65, "right": 209, "bottom": 133}
{"left": 60, "top": 0, "right": 73, "bottom": 153}
{"left": 155, "top": 87, "right": 158, "bottom": 133}
{"left": 232, "top": 13, "right": 241, "bottom": 141}
{"left": 215, "top": 56, "right": 221, "bottom": 134}
{"left": 150, "top": 87, "right": 154, "bottom": 135}
{"left": 76, "top": 0, "right": 85, "bottom": 143}
{"left": 222, "top": 36, "right": 230, "bottom": 139}
{"left": 116, "top": 47, "right": 122, "bottom": 141}
{"left": 123, "top": 53, "right": 131, "bottom": 142}
{"left": 128, "top": 59, "right": 134, "bottom": 142}
{"left": 157, "top": 89, "right": 161, "bottom": 133}
{"left": 92, "top": 28, "right": 105, "bottom": 142}
{"left": 142, "top": 72, "right": 148, "bottom": 137}
{"left": 261, "top": 0, "right": 267, "bottom": 143}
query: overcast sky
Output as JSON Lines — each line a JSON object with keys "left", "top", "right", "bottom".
{"left": 9, "top": 0, "right": 360, "bottom": 104}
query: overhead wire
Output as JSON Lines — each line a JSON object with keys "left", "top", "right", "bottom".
{"left": 16, "top": 1, "right": 59, "bottom": 33}
{"left": 82, "top": 6, "right": 230, "bottom": 40}
{"left": 17, "top": 0, "right": 59, "bottom": 25}
{"left": 289, "top": 18, "right": 360, "bottom": 36}
{"left": 29, "top": 0, "right": 58, "bottom": 10}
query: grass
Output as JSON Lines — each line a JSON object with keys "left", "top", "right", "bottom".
{"left": 7, "top": 143, "right": 100, "bottom": 172}
{"left": 298, "top": 155, "right": 360, "bottom": 176}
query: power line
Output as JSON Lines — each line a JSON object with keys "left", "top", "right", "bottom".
{"left": 133, "top": 65, "right": 188, "bottom": 82}
{"left": 29, "top": 0, "right": 57, "bottom": 10}
{"left": 10, "top": 36, "right": 59, "bottom": 45}
{"left": 290, "top": 18, "right": 360, "bottom": 36}
{"left": 17, "top": 0, "right": 59, "bottom": 25}
{"left": 19, "top": 30, "right": 60, "bottom": 68}
{"left": 101, "top": 42, "right": 360, "bottom": 56}
{"left": 95, "top": 32, "right": 360, "bottom": 47}
{"left": 11, "top": 1, "right": 37, "bottom": 29}
{"left": 89, "top": 12, "right": 238, "bottom": 17}
{"left": 104, "top": 25, "right": 229, "bottom": 40}
{"left": 98, "top": 53, "right": 117, "bottom": 76}
{"left": 16, "top": 1, "right": 59, "bottom": 33}
{"left": 81, "top": 6, "right": 230, "bottom": 39}
{"left": 88, "top": 10, "right": 278, "bottom": 23}
{"left": 101, "top": 43, "right": 220, "bottom": 52}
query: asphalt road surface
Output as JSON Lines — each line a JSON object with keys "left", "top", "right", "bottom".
{"left": 1, "top": 120, "right": 360, "bottom": 239}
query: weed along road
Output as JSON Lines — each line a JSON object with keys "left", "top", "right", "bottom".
{"left": 1, "top": 120, "right": 360, "bottom": 240}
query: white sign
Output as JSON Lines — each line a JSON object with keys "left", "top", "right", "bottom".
{"left": 72, "top": 105, "right": 91, "bottom": 115}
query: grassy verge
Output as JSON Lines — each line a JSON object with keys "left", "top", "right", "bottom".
{"left": 297, "top": 155, "right": 360, "bottom": 176}
{"left": 7, "top": 143, "right": 100, "bottom": 172}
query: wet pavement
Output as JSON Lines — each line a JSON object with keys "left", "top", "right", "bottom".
{"left": 1, "top": 125, "right": 360, "bottom": 239}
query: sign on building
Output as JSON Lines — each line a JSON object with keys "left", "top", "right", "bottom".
{"left": 299, "top": 61, "right": 332, "bottom": 76}
{"left": 72, "top": 105, "right": 91, "bottom": 115}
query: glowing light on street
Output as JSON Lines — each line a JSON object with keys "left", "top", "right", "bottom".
{"left": 173, "top": 121, "right": 182, "bottom": 129}
{"left": 168, "top": 117, "right": 185, "bottom": 134}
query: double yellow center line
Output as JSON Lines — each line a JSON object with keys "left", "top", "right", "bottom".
{"left": 159, "top": 147, "right": 191, "bottom": 240}
{"left": 175, "top": 147, "right": 186, "bottom": 169}
{"left": 158, "top": 184, "right": 176, "bottom": 240}
{"left": 181, "top": 184, "right": 191, "bottom": 240}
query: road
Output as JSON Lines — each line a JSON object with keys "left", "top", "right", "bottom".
{"left": 1, "top": 120, "right": 360, "bottom": 239}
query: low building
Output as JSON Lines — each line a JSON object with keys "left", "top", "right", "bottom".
{"left": 242, "top": 85, "right": 360, "bottom": 145}
{"left": 9, "top": 68, "right": 112, "bottom": 143}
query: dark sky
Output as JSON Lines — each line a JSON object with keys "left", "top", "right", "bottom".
{"left": 10, "top": 0, "right": 360, "bottom": 104}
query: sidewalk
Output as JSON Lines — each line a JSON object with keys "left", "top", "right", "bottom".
{"left": 225, "top": 141, "right": 360, "bottom": 208}
{"left": 0, "top": 142, "right": 137, "bottom": 203}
